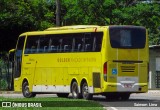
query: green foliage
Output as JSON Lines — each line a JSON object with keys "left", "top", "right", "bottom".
{"left": 0, "top": 0, "right": 56, "bottom": 51}
{"left": 0, "top": 79, "right": 8, "bottom": 90}
{"left": 0, "top": 58, "right": 7, "bottom": 74}
{"left": 62, "top": 0, "right": 160, "bottom": 45}
{"left": 0, "top": 97, "right": 103, "bottom": 110}
{"left": 0, "top": 0, "right": 160, "bottom": 51}
{"left": 0, "top": 0, "right": 55, "bottom": 31}
{"left": 0, "top": 58, "right": 7, "bottom": 90}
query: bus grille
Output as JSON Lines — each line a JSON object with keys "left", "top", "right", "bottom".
{"left": 121, "top": 66, "right": 135, "bottom": 72}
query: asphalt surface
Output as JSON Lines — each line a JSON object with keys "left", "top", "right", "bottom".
{"left": 97, "top": 91, "right": 160, "bottom": 110}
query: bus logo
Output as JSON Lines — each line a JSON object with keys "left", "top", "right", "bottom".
{"left": 2, "top": 102, "right": 11, "bottom": 107}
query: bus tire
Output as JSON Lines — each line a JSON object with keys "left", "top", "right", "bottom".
{"left": 82, "top": 82, "right": 93, "bottom": 100}
{"left": 57, "top": 93, "right": 69, "bottom": 98}
{"left": 71, "top": 82, "right": 81, "bottom": 99}
{"left": 22, "top": 82, "right": 36, "bottom": 98}
{"left": 120, "top": 93, "right": 130, "bottom": 100}
{"left": 32, "top": 93, "right": 36, "bottom": 97}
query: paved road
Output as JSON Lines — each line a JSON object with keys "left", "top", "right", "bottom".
{"left": 95, "top": 92, "right": 160, "bottom": 110}
{"left": 1, "top": 91, "right": 160, "bottom": 110}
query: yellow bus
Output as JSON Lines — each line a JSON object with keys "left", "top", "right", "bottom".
{"left": 11, "top": 25, "right": 148, "bottom": 100}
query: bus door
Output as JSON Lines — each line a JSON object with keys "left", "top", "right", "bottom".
{"left": 23, "top": 36, "right": 40, "bottom": 92}
{"left": 23, "top": 54, "right": 38, "bottom": 91}
{"left": 14, "top": 36, "right": 25, "bottom": 91}
{"left": 8, "top": 49, "right": 15, "bottom": 90}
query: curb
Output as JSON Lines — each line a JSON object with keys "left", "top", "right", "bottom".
{"left": 148, "top": 90, "right": 160, "bottom": 94}
{"left": 0, "top": 91, "right": 21, "bottom": 94}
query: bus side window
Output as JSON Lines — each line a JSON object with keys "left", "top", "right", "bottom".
{"left": 62, "top": 35, "right": 72, "bottom": 52}
{"left": 48, "top": 38, "right": 52, "bottom": 52}
{"left": 95, "top": 33, "right": 103, "bottom": 52}
{"left": 85, "top": 44, "right": 91, "bottom": 51}
{"left": 44, "top": 46, "right": 48, "bottom": 52}
{"left": 58, "top": 38, "right": 63, "bottom": 52}
{"left": 92, "top": 37, "right": 96, "bottom": 51}
{"left": 38, "top": 36, "right": 49, "bottom": 53}
{"left": 25, "top": 36, "right": 39, "bottom": 54}
{"left": 49, "top": 36, "right": 61, "bottom": 53}
{"left": 75, "top": 43, "right": 82, "bottom": 52}
{"left": 81, "top": 38, "right": 85, "bottom": 52}
{"left": 31, "top": 46, "right": 36, "bottom": 53}
{"left": 78, "top": 44, "right": 82, "bottom": 51}
{"left": 74, "top": 33, "right": 83, "bottom": 52}
{"left": 50, "top": 45, "right": 56, "bottom": 52}
{"left": 64, "top": 45, "right": 71, "bottom": 52}
{"left": 84, "top": 33, "right": 93, "bottom": 52}
{"left": 72, "top": 38, "right": 75, "bottom": 52}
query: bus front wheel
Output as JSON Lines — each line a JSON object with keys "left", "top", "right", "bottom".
{"left": 22, "top": 82, "right": 36, "bottom": 98}
{"left": 82, "top": 82, "right": 92, "bottom": 100}
{"left": 71, "top": 82, "right": 81, "bottom": 99}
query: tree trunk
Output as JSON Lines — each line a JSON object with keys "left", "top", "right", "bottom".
{"left": 56, "top": 0, "right": 61, "bottom": 27}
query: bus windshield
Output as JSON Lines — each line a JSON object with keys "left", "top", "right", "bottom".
{"left": 109, "top": 26, "right": 146, "bottom": 49}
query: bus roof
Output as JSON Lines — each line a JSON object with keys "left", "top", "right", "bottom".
{"left": 19, "top": 25, "right": 108, "bottom": 37}
{"left": 19, "top": 25, "right": 145, "bottom": 37}
{"left": 45, "top": 25, "right": 101, "bottom": 31}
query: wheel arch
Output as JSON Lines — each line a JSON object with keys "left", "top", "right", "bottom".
{"left": 22, "top": 78, "right": 32, "bottom": 91}
{"left": 22, "top": 78, "right": 28, "bottom": 87}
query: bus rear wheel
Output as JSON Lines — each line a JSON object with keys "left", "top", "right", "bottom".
{"left": 82, "top": 82, "right": 92, "bottom": 100}
{"left": 120, "top": 93, "right": 130, "bottom": 100}
{"left": 22, "top": 82, "right": 36, "bottom": 98}
{"left": 71, "top": 82, "right": 81, "bottom": 99}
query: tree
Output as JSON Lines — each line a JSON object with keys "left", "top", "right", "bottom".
{"left": 56, "top": 0, "right": 61, "bottom": 26}
{"left": 62, "top": 0, "right": 160, "bottom": 44}
{"left": 0, "top": 0, "right": 159, "bottom": 51}
{"left": 0, "top": 0, "right": 55, "bottom": 51}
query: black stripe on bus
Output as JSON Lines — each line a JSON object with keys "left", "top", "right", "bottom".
{"left": 113, "top": 60, "right": 143, "bottom": 63}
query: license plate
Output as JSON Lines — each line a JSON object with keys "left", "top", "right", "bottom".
{"left": 124, "top": 84, "right": 132, "bottom": 88}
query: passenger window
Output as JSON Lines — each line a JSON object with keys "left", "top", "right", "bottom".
{"left": 62, "top": 35, "right": 72, "bottom": 52}
{"left": 49, "top": 36, "right": 60, "bottom": 52}
{"left": 24, "top": 32, "right": 103, "bottom": 54}
{"left": 38, "top": 36, "right": 49, "bottom": 53}
{"left": 84, "top": 33, "right": 93, "bottom": 52}
{"left": 25, "top": 36, "right": 39, "bottom": 54}
{"left": 94, "top": 33, "right": 103, "bottom": 52}
{"left": 58, "top": 38, "right": 63, "bottom": 52}
{"left": 74, "top": 33, "right": 84, "bottom": 52}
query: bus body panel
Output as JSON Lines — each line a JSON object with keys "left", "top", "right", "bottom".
{"left": 21, "top": 51, "right": 102, "bottom": 93}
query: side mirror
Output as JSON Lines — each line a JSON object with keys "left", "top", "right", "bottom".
{"left": 9, "top": 49, "right": 15, "bottom": 62}
{"left": 9, "top": 49, "right": 15, "bottom": 53}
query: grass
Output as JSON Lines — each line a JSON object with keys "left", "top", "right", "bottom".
{"left": 0, "top": 96, "right": 104, "bottom": 110}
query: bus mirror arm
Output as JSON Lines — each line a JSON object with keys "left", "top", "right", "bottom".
{"left": 8, "top": 49, "right": 15, "bottom": 61}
